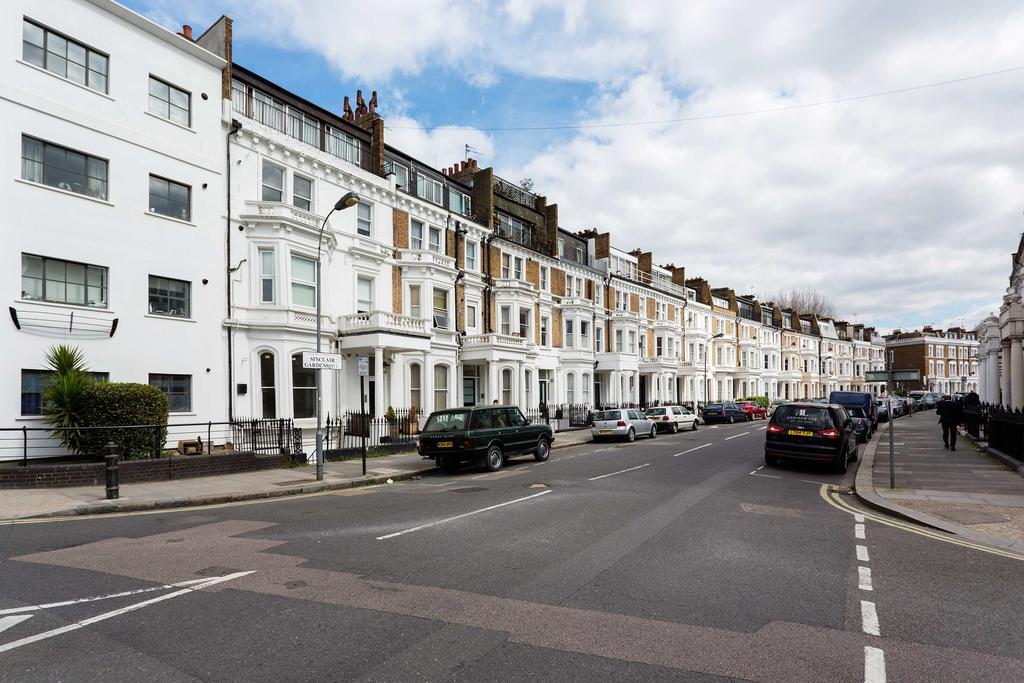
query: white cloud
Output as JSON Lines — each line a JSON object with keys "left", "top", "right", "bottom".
{"left": 133, "top": 0, "right": 1024, "bottom": 327}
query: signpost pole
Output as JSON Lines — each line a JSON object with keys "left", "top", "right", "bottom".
{"left": 360, "top": 375, "right": 367, "bottom": 476}
{"left": 887, "top": 351, "right": 895, "bottom": 490}
{"left": 357, "top": 355, "right": 369, "bottom": 477}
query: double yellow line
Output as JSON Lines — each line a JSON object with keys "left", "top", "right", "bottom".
{"left": 819, "top": 485, "right": 1024, "bottom": 562}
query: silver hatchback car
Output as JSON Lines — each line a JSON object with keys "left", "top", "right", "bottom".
{"left": 591, "top": 408, "right": 657, "bottom": 442}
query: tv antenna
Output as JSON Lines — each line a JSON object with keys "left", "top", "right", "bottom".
{"left": 465, "top": 144, "right": 482, "bottom": 160}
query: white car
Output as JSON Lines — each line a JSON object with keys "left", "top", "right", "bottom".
{"left": 644, "top": 405, "right": 699, "bottom": 433}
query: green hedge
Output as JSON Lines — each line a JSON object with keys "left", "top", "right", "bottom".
{"left": 79, "top": 383, "right": 168, "bottom": 459}
{"left": 740, "top": 396, "right": 770, "bottom": 408}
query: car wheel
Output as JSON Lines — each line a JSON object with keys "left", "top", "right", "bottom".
{"left": 747, "top": 414, "right": 753, "bottom": 422}
{"left": 649, "top": 425, "right": 657, "bottom": 439}
{"left": 728, "top": 415, "right": 735, "bottom": 424}
{"left": 835, "top": 448, "right": 849, "bottom": 474}
{"left": 670, "top": 422, "right": 679, "bottom": 434}
{"left": 534, "top": 438, "right": 550, "bottom": 462}
{"left": 626, "top": 427, "right": 636, "bottom": 443}
{"left": 484, "top": 445, "right": 504, "bottom": 472}
{"left": 691, "top": 420, "right": 698, "bottom": 431}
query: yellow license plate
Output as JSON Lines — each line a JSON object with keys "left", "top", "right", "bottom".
{"left": 437, "top": 441, "right": 453, "bottom": 448}
{"left": 787, "top": 430, "right": 813, "bottom": 437}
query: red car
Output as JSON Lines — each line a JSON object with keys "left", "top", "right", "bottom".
{"left": 736, "top": 401, "right": 767, "bottom": 420}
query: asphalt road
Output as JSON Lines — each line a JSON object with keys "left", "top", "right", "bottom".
{"left": 2, "top": 419, "right": 1023, "bottom": 681}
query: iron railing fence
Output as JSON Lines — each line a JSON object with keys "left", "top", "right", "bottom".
{"left": 980, "top": 404, "right": 1024, "bottom": 458}
{"left": 0, "top": 419, "right": 296, "bottom": 465}
{"left": 323, "top": 408, "right": 421, "bottom": 457}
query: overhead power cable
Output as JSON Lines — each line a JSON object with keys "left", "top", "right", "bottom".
{"left": 386, "top": 65, "right": 1024, "bottom": 133}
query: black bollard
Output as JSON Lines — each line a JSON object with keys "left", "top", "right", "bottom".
{"left": 105, "top": 441, "right": 119, "bottom": 500}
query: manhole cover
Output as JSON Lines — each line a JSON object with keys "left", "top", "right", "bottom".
{"left": 450, "top": 487, "right": 488, "bottom": 493}
{"left": 285, "top": 580, "right": 308, "bottom": 589}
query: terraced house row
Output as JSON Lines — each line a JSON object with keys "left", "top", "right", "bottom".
{"left": 4, "top": 1, "right": 887, "bottom": 438}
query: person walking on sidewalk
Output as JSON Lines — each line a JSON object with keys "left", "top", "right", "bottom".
{"left": 936, "top": 394, "right": 963, "bottom": 451}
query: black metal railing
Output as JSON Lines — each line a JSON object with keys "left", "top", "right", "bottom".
{"left": 322, "top": 409, "right": 421, "bottom": 458}
{"left": 492, "top": 176, "right": 538, "bottom": 208}
{"left": 0, "top": 418, "right": 295, "bottom": 464}
{"left": 981, "top": 404, "right": 1024, "bottom": 459}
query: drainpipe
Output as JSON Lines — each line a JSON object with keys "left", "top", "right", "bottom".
{"left": 225, "top": 119, "right": 242, "bottom": 421}
{"left": 483, "top": 233, "right": 495, "bottom": 334}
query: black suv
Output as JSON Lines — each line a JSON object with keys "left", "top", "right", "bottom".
{"left": 765, "top": 402, "right": 859, "bottom": 473}
{"left": 418, "top": 405, "right": 554, "bottom": 472}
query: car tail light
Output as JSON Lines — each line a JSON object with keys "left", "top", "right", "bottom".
{"left": 663, "top": 416, "right": 670, "bottom": 421}
{"left": 817, "top": 428, "right": 841, "bottom": 439}
{"left": 616, "top": 420, "right": 627, "bottom": 427}
{"left": 462, "top": 439, "right": 473, "bottom": 449}
{"left": 590, "top": 422, "right": 596, "bottom": 428}
{"left": 767, "top": 423, "right": 784, "bottom": 434}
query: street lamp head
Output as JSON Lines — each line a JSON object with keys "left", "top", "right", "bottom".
{"left": 712, "top": 332, "right": 725, "bottom": 339}
{"left": 334, "top": 192, "right": 360, "bottom": 211}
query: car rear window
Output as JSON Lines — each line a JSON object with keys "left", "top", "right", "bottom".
{"left": 593, "top": 410, "right": 621, "bottom": 421}
{"left": 646, "top": 408, "right": 666, "bottom": 416}
{"left": 772, "top": 405, "right": 833, "bottom": 429}
{"left": 847, "top": 407, "right": 866, "bottom": 418}
{"left": 706, "top": 403, "right": 723, "bottom": 410}
{"left": 423, "top": 411, "right": 469, "bottom": 432}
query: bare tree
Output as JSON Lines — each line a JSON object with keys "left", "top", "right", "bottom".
{"left": 519, "top": 177, "right": 535, "bottom": 192}
{"left": 771, "top": 288, "right": 837, "bottom": 319}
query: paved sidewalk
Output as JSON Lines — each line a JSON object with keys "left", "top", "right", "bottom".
{"left": 856, "top": 411, "right": 1024, "bottom": 552}
{"left": 1, "top": 427, "right": 594, "bottom": 521}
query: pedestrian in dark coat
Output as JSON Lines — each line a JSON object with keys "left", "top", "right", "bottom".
{"left": 936, "top": 395, "right": 963, "bottom": 451}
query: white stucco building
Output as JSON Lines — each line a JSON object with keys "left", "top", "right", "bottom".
{"left": 4, "top": 0, "right": 228, "bottom": 457}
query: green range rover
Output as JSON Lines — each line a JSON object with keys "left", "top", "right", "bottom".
{"left": 418, "top": 405, "right": 554, "bottom": 472}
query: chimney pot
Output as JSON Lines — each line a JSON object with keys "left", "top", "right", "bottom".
{"left": 182, "top": 25, "right": 193, "bottom": 40}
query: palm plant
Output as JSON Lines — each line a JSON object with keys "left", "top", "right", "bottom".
{"left": 42, "top": 345, "right": 93, "bottom": 453}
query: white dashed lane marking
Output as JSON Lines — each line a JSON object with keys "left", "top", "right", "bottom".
{"left": 588, "top": 463, "right": 650, "bottom": 481}
{"left": 377, "top": 491, "right": 552, "bottom": 540}
{"left": 674, "top": 444, "right": 711, "bottom": 457}
{"left": 856, "top": 545, "right": 870, "bottom": 562}
{"left": 855, "top": 523, "right": 866, "bottom": 539}
{"left": 860, "top": 600, "right": 880, "bottom": 636}
{"left": 858, "top": 566, "right": 874, "bottom": 591}
{"left": 724, "top": 432, "right": 750, "bottom": 441}
{"left": 864, "top": 646, "right": 886, "bottom": 682}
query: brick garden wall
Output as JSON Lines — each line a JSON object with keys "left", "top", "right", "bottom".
{"left": 0, "top": 450, "right": 290, "bottom": 489}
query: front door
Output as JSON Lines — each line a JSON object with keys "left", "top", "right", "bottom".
{"left": 463, "top": 376, "right": 477, "bottom": 407}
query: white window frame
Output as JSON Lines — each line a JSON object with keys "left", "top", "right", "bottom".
{"left": 261, "top": 160, "right": 284, "bottom": 202}
{"left": 356, "top": 201, "right": 372, "bottom": 237}
{"left": 410, "top": 219, "right": 424, "bottom": 250}
{"left": 428, "top": 226, "right": 442, "bottom": 253}
{"left": 258, "top": 248, "right": 275, "bottom": 304}
{"left": 289, "top": 253, "right": 317, "bottom": 309}
{"left": 408, "top": 284, "right": 421, "bottom": 318}
{"left": 357, "top": 276, "right": 374, "bottom": 313}
{"left": 465, "top": 241, "right": 478, "bottom": 271}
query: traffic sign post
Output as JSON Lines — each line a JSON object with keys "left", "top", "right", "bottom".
{"left": 358, "top": 356, "right": 368, "bottom": 476}
{"left": 865, "top": 364, "right": 921, "bottom": 489}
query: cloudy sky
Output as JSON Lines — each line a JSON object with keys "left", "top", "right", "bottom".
{"left": 129, "top": 0, "right": 1023, "bottom": 331}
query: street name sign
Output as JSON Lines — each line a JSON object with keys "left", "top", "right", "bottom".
{"left": 357, "top": 356, "right": 369, "bottom": 376}
{"left": 302, "top": 352, "right": 343, "bottom": 370}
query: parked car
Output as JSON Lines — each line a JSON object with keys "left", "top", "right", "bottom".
{"left": 769, "top": 399, "right": 788, "bottom": 416}
{"left": 846, "top": 407, "right": 872, "bottom": 443}
{"left": 417, "top": 405, "right": 553, "bottom": 472}
{"left": 736, "top": 400, "right": 768, "bottom": 420}
{"left": 828, "top": 391, "right": 877, "bottom": 429}
{"left": 645, "top": 405, "right": 699, "bottom": 433}
{"left": 875, "top": 400, "right": 890, "bottom": 423}
{"left": 592, "top": 408, "right": 657, "bottom": 442}
{"left": 702, "top": 402, "right": 750, "bottom": 424}
{"left": 764, "top": 402, "right": 859, "bottom": 473}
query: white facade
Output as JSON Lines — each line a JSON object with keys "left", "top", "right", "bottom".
{"left": 979, "top": 235, "right": 1024, "bottom": 408}
{"left": 3, "top": 0, "right": 227, "bottom": 456}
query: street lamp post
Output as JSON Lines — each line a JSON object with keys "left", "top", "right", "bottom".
{"left": 314, "top": 192, "right": 360, "bottom": 481}
{"left": 703, "top": 332, "right": 725, "bottom": 407}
